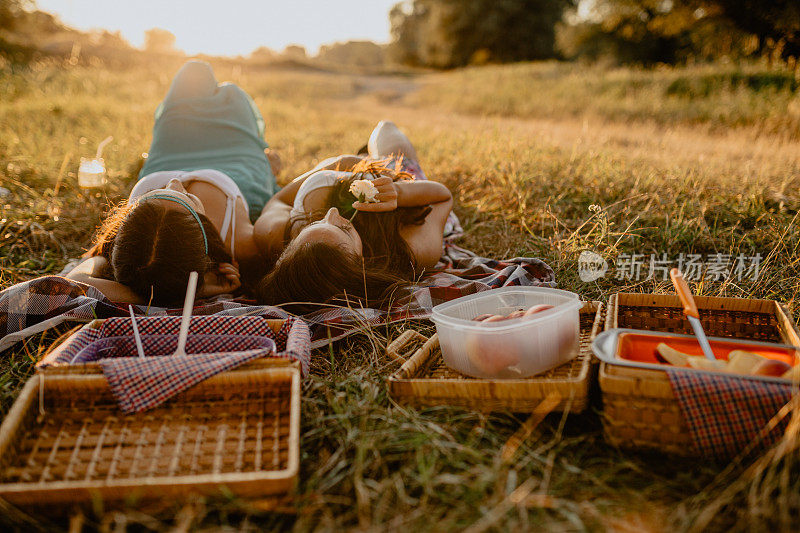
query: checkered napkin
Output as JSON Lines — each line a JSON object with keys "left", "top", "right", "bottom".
{"left": 44, "top": 316, "right": 310, "bottom": 414}
{"left": 666, "top": 369, "right": 796, "bottom": 459}
{"left": 2, "top": 243, "right": 555, "bottom": 352}
{"left": 42, "top": 315, "right": 311, "bottom": 375}
{"left": 100, "top": 348, "right": 271, "bottom": 413}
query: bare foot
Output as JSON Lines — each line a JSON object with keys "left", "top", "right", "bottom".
{"left": 367, "top": 120, "right": 419, "bottom": 162}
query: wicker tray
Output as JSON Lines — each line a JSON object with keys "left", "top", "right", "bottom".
{"left": 0, "top": 366, "right": 300, "bottom": 506}
{"left": 387, "top": 302, "right": 603, "bottom": 413}
{"left": 600, "top": 293, "right": 800, "bottom": 455}
{"left": 39, "top": 318, "right": 294, "bottom": 374}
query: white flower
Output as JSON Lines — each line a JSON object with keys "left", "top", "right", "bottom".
{"left": 349, "top": 179, "right": 380, "bottom": 203}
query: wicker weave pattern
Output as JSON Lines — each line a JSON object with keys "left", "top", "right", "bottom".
{"left": 600, "top": 293, "right": 800, "bottom": 456}
{"left": 0, "top": 367, "right": 300, "bottom": 505}
{"left": 387, "top": 302, "right": 603, "bottom": 413}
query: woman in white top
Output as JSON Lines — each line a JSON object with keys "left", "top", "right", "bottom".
{"left": 67, "top": 61, "right": 280, "bottom": 305}
{"left": 254, "top": 121, "right": 455, "bottom": 312}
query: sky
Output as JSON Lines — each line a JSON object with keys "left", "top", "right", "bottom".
{"left": 35, "top": 0, "right": 401, "bottom": 56}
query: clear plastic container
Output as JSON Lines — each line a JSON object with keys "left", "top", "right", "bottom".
{"left": 431, "top": 287, "right": 582, "bottom": 379}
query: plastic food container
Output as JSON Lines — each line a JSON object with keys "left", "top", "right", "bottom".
{"left": 592, "top": 328, "right": 800, "bottom": 383}
{"left": 431, "top": 287, "right": 582, "bottom": 378}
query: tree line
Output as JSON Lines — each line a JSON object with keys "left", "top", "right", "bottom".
{"left": 389, "top": 0, "right": 800, "bottom": 69}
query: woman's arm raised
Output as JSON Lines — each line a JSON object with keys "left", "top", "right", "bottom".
{"left": 253, "top": 154, "right": 363, "bottom": 260}
{"left": 65, "top": 256, "right": 145, "bottom": 304}
{"left": 352, "top": 178, "right": 452, "bottom": 212}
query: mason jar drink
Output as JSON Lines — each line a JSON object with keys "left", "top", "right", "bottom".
{"left": 78, "top": 157, "right": 106, "bottom": 188}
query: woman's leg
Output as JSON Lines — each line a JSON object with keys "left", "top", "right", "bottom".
{"left": 163, "top": 60, "right": 218, "bottom": 103}
{"left": 368, "top": 121, "right": 420, "bottom": 162}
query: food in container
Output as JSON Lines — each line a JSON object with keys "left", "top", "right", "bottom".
{"left": 593, "top": 328, "right": 800, "bottom": 383}
{"left": 431, "top": 287, "right": 582, "bottom": 379}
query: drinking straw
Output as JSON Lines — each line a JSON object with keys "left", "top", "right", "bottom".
{"left": 129, "top": 304, "right": 145, "bottom": 358}
{"left": 173, "top": 271, "right": 198, "bottom": 357}
{"left": 96, "top": 136, "right": 113, "bottom": 159}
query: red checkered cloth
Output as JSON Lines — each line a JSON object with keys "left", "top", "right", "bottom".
{"left": 101, "top": 349, "right": 270, "bottom": 413}
{"left": 666, "top": 368, "right": 795, "bottom": 459}
{"left": 41, "top": 315, "right": 308, "bottom": 367}
{"left": 2, "top": 243, "right": 555, "bottom": 352}
{"left": 38, "top": 315, "right": 310, "bottom": 413}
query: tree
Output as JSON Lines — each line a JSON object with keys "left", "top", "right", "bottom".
{"left": 143, "top": 28, "right": 177, "bottom": 54}
{"left": 390, "top": 0, "right": 576, "bottom": 69}
{"left": 282, "top": 44, "right": 307, "bottom": 60}
{"left": 318, "top": 40, "right": 385, "bottom": 67}
{"left": 711, "top": 0, "right": 800, "bottom": 64}
{"left": 559, "top": 0, "right": 800, "bottom": 66}
{"left": 0, "top": 0, "right": 29, "bottom": 33}
{"left": 250, "top": 46, "right": 276, "bottom": 62}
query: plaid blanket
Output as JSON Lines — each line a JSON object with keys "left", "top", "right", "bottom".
{"left": 666, "top": 368, "right": 795, "bottom": 459}
{"left": 0, "top": 243, "right": 556, "bottom": 353}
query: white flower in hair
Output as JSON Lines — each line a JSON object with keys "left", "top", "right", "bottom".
{"left": 349, "top": 179, "right": 380, "bottom": 203}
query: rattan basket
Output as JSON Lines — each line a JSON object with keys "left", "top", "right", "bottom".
{"left": 387, "top": 302, "right": 603, "bottom": 413}
{"left": 39, "top": 318, "right": 294, "bottom": 374}
{"left": 600, "top": 293, "right": 800, "bottom": 455}
{"left": 0, "top": 365, "right": 300, "bottom": 507}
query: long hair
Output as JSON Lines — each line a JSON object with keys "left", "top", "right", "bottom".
{"left": 286, "top": 158, "right": 432, "bottom": 278}
{"left": 258, "top": 158, "right": 432, "bottom": 311}
{"left": 89, "top": 200, "right": 232, "bottom": 306}
{"left": 255, "top": 241, "right": 412, "bottom": 314}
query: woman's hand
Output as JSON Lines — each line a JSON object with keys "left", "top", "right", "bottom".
{"left": 199, "top": 262, "right": 241, "bottom": 298}
{"left": 352, "top": 176, "right": 398, "bottom": 212}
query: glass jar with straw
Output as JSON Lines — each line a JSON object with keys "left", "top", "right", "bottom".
{"left": 78, "top": 136, "right": 112, "bottom": 188}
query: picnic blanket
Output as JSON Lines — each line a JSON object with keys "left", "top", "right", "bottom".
{"left": 666, "top": 369, "right": 796, "bottom": 459}
{"left": 0, "top": 243, "right": 556, "bottom": 354}
{"left": 40, "top": 315, "right": 310, "bottom": 413}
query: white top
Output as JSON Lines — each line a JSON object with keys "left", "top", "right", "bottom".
{"left": 130, "top": 169, "right": 247, "bottom": 258}
{"left": 291, "top": 169, "right": 351, "bottom": 216}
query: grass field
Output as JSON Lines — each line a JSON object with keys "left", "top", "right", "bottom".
{"left": 1, "top": 58, "right": 800, "bottom": 531}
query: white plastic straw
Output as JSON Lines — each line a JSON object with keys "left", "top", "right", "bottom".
{"left": 129, "top": 304, "right": 145, "bottom": 358}
{"left": 173, "top": 271, "right": 198, "bottom": 357}
{"left": 95, "top": 136, "right": 113, "bottom": 159}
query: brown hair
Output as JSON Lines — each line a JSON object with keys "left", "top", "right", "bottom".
{"left": 257, "top": 158, "right": 433, "bottom": 310}
{"left": 255, "top": 241, "right": 412, "bottom": 314}
{"left": 90, "top": 200, "right": 232, "bottom": 306}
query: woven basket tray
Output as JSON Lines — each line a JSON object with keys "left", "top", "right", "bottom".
{"left": 39, "top": 318, "right": 295, "bottom": 374}
{"left": 387, "top": 302, "right": 603, "bottom": 413}
{"left": 0, "top": 366, "right": 300, "bottom": 507}
{"left": 600, "top": 293, "right": 800, "bottom": 455}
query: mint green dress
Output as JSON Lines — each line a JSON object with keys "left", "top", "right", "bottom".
{"left": 139, "top": 61, "right": 277, "bottom": 220}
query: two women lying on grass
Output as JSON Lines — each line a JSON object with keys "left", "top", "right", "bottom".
{"left": 67, "top": 61, "right": 455, "bottom": 311}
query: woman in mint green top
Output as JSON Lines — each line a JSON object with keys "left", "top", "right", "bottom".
{"left": 139, "top": 60, "right": 278, "bottom": 219}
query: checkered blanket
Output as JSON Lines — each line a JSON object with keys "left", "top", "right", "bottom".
{"left": 0, "top": 243, "right": 556, "bottom": 354}
{"left": 666, "top": 368, "right": 795, "bottom": 459}
{"left": 38, "top": 315, "right": 310, "bottom": 413}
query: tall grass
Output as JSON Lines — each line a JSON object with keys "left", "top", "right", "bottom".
{"left": 409, "top": 62, "right": 800, "bottom": 139}
{"left": 1, "top": 59, "right": 799, "bottom": 530}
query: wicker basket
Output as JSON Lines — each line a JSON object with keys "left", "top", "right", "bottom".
{"left": 39, "top": 318, "right": 294, "bottom": 372}
{"left": 387, "top": 302, "right": 603, "bottom": 413}
{"left": 0, "top": 365, "right": 300, "bottom": 506}
{"left": 600, "top": 293, "right": 800, "bottom": 455}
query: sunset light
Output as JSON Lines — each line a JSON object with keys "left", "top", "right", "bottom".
{"left": 35, "top": 0, "right": 398, "bottom": 55}
{"left": 2, "top": 0, "right": 800, "bottom": 529}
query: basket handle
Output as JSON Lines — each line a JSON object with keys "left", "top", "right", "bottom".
{"left": 386, "top": 330, "right": 428, "bottom": 362}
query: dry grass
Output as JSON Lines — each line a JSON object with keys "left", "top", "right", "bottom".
{"left": 1, "top": 58, "right": 800, "bottom": 531}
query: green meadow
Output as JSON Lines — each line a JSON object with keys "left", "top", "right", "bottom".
{"left": 1, "top": 58, "right": 799, "bottom": 530}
